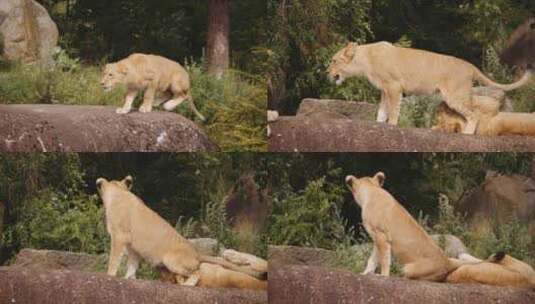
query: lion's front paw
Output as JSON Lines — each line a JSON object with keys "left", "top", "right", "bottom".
{"left": 139, "top": 105, "right": 153, "bottom": 113}
{"left": 116, "top": 107, "right": 131, "bottom": 114}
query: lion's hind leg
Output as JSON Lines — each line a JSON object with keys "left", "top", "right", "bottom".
{"left": 446, "top": 263, "right": 532, "bottom": 288}
{"left": 403, "top": 258, "right": 449, "bottom": 282}
{"left": 442, "top": 84, "right": 479, "bottom": 134}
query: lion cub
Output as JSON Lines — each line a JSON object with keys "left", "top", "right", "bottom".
{"left": 345, "top": 172, "right": 468, "bottom": 281}
{"left": 101, "top": 53, "right": 205, "bottom": 121}
{"left": 96, "top": 176, "right": 263, "bottom": 285}
{"left": 328, "top": 42, "right": 532, "bottom": 134}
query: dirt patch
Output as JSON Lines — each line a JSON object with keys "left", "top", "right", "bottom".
{"left": 0, "top": 104, "right": 218, "bottom": 152}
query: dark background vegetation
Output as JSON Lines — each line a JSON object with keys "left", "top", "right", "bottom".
{"left": 2, "top": 153, "right": 533, "bottom": 268}
{"left": 267, "top": 0, "right": 535, "bottom": 116}
{"left": 38, "top": 0, "right": 267, "bottom": 72}
{"left": 0, "top": 153, "right": 269, "bottom": 265}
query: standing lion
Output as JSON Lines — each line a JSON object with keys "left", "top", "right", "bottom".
{"left": 101, "top": 53, "right": 205, "bottom": 121}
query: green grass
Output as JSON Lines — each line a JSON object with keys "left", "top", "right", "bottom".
{"left": 0, "top": 58, "right": 266, "bottom": 152}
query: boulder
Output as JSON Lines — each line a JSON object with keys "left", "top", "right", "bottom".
{"left": 0, "top": 104, "right": 219, "bottom": 152}
{"left": 10, "top": 249, "right": 105, "bottom": 272}
{"left": 457, "top": 171, "right": 535, "bottom": 233}
{"left": 269, "top": 265, "right": 535, "bottom": 304}
{"left": 0, "top": 267, "right": 267, "bottom": 304}
{"left": 296, "top": 99, "right": 377, "bottom": 121}
{"left": 268, "top": 246, "right": 336, "bottom": 269}
{"left": 189, "top": 238, "right": 222, "bottom": 256}
{"left": 0, "top": 0, "right": 59, "bottom": 65}
{"left": 268, "top": 116, "right": 535, "bottom": 152}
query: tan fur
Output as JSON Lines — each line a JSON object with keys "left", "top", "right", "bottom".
{"left": 96, "top": 176, "right": 264, "bottom": 284}
{"left": 447, "top": 253, "right": 535, "bottom": 289}
{"left": 158, "top": 264, "right": 267, "bottom": 290}
{"left": 328, "top": 42, "right": 532, "bottom": 134}
{"left": 101, "top": 53, "right": 205, "bottom": 121}
{"left": 345, "top": 173, "right": 475, "bottom": 281}
{"left": 433, "top": 100, "right": 535, "bottom": 136}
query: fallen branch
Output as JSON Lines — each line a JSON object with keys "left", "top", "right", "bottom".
{"left": 0, "top": 267, "right": 266, "bottom": 304}
{"left": 269, "top": 265, "right": 535, "bottom": 304}
{"left": 0, "top": 104, "right": 218, "bottom": 152}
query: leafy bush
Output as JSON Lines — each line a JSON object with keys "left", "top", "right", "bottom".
{"left": 0, "top": 62, "right": 123, "bottom": 106}
{"left": 186, "top": 64, "right": 267, "bottom": 151}
{"left": 3, "top": 191, "right": 108, "bottom": 258}
{"left": 268, "top": 176, "right": 353, "bottom": 249}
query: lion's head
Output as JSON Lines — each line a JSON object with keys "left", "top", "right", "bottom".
{"left": 327, "top": 42, "right": 359, "bottom": 85}
{"left": 432, "top": 102, "right": 466, "bottom": 134}
{"left": 101, "top": 63, "right": 128, "bottom": 92}
{"left": 345, "top": 172, "right": 385, "bottom": 192}
{"left": 96, "top": 175, "right": 133, "bottom": 196}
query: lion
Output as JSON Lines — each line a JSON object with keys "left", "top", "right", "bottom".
{"left": 345, "top": 172, "right": 475, "bottom": 281}
{"left": 96, "top": 176, "right": 265, "bottom": 285}
{"left": 447, "top": 252, "right": 535, "bottom": 289}
{"left": 101, "top": 53, "right": 205, "bottom": 121}
{"left": 158, "top": 263, "right": 267, "bottom": 290}
{"left": 433, "top": 100, "right": 535, "bottom": 136}
{"left": 328, "top": 42, "right": 532, "bottom": 134}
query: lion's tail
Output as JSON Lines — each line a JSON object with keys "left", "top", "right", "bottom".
{"left": 473, "top": 64, "right": 533, "bottom": 91}
{"left": 446, "top": 253, "right": 483, "bottom": 272}
{"left": 199, "top": 255, "right": 267, "bottom": 280}
{"left": 187, "top": 95, "right": 206, "bottom": 122}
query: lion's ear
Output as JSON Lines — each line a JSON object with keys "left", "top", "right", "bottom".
{"left": 373, "top": 172, "right": 385, "bottom": 187}
{"left": 343, "top": 42, "right": 357, "bottom": 60}
{"left": 122, "top": 175, "right": 133, "bottom": 190}
{"left": 96, "top": 178, "right": 107, "bottom": 190}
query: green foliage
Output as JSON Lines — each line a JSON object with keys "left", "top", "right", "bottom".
{"left": 268, "top": 176, "right": 353, "bottom": 249}
{"left": 268, "top": 0, "right": 373, "bottom": 113}
{"left": 430, "top": 194, "right": 534, "bottom": 266}
{"left": 186, "top": 64, "right": 267, "bottom": 151}
{"left": 3, "top": 191, "right": 108, "bottom": 258}
{"left": 0, "top": 57, "right": 266, "bottom": 151}
{"left": 0, "top": 61, "right": 123, "bottom": 106}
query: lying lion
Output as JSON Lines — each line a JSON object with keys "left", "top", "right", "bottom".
{"left": 448, "top": 252, "right": 535, "bottom": 289}
{"left": 101, "top": 53, "right": 205, "bottom": 121}
{"left": 328, "top": 42, "right": 532, "bottom": 134}
{"left": 159, "top": 263, "right": 267, "bottom": 290}
{"left": 433, "top": 99, "right": 535, "bottom": 136}
{"left": 96, "top": 176, "right": 265, "bottom": 287}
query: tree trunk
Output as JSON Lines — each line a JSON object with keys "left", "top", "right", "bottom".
{"left": 206, "top": 0, "right": 230, "bottom": 78}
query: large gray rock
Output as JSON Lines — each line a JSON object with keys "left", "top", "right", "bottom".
{"left": 457, "top": 171, "right": 535, "bottom": 234}
{"left": 0, "top": 0, "right": 59, "bottom": 65}
{"left": 297, "top": 99, "right": 377, "bottom": 121}
{"left": 268, "top": 116, "right": 535, "bottom": 152}
{"left": 10, "top": 249, "right": 105, "bottom": 271}
{"left": 0, "top": 267, "right": 267, "bottom": 304}
{"left": 269, "top": 265, "right": 535, "bottom": 304}
{"left": 268, "top": 246, "right": 336, "bottom": 269}
{"left": 0, "top": 104, "right": 219, "bottom": 152}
